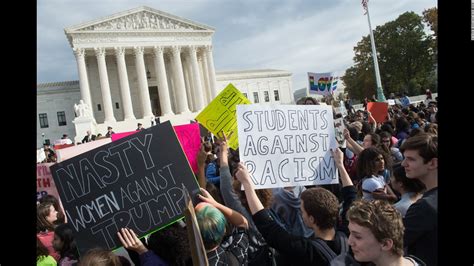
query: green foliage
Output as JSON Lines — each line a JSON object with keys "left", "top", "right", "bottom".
{"left": 342, "top": 10, "right": 437, "bottom": 100}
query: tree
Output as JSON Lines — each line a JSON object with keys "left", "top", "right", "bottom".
{"left": 342, "top": 10, "right": 437, "bottom": 99}
{"left": 422, "top": 7, "right": 437, "bottom": 38}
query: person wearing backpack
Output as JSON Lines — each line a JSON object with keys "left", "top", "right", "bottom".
{"left": 235, "top": 147, "right": 357, "bottom": 265}
{"left": 218, "top": 132, "right": 278, "bottom": 265}
{"left": 196, "top": 187, "right": 250, "bottom": 265}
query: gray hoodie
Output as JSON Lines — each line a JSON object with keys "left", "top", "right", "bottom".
{"left": 271, "top": 186, "right": 314, "bottom": 238}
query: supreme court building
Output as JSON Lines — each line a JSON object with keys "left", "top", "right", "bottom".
{"left": 37, "top": 6, "right": 293, "bottom": 146}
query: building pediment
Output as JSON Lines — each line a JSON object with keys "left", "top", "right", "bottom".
{"left": 65, "top": 6, "right": 214, "bottom": 33}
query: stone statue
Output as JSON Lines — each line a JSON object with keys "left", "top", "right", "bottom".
{"left": 74, "top": 100, "right": 91, "bottom": 118}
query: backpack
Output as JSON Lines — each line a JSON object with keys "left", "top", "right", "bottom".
{"left": 225, "top": 249, "right": 242, "bottom": 266}
{"left": 246, "top": 225, "right": 278, "bottom": 266}
{"left": 310, "top": 231, "right": 349, "bottom": 264}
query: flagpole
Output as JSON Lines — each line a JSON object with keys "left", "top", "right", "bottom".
{"left": 365, "top": 2, "right": 386, "bottom": 101}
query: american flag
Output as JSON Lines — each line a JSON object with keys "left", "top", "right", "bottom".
{"left": 362, "top": 0, "right": 368, "bottom": 14}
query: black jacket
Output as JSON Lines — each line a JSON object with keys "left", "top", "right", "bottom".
{"left": 403, "top": 187, "right": 437, "bottom": 266}
{"left": 252, "top": 186, "right": 357, "bottom": 266}
{"left": 81, "top": 134, "right": 96, "bottom": 143}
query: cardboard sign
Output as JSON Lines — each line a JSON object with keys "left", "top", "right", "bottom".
{"left": 173, "top": 124, "right": 201, "bottom": 173}
{"left": 37, "top": 163, "right": 60, "bottom": 201}
{"left": 196, "top": 83, "right": 251, "bottom": 150}
{"left": 50, "top": 121, "right": 201, "bottom": 255}
{"left": 334, "top": 118, "right": 346, "bottom": 148}
{"left": 184, "top": 186, "right": 208, "bottom": 266}
{"left": 56, "top": 138, "right": 112, "bottom": 162}
{"left": 111, "top": 131, "right": 138, "bottom": 142}
{"left": 237, "top": 104, "right": 339, "bottom": 189}
{"left": 367, "top": 102, "right": 389, "bottom": 123}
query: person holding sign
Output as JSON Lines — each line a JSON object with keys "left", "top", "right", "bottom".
{"left": 196, "top": 187, "right": 250, "bottom": 265}
{"left": 117, "top": 228, "right": 168, "bottom": 265}
{"left": 234, "top": 146, "right": 358, "bottom": 265}
{"left": 217, "top": 131, "right": 278, "bottom": 265}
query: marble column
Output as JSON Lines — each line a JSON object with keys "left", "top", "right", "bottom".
{"left": 182, "top": 56, "right": 195, "bottom": 111}
{"left": 73, "top": 48, "right": 94, "bottom": 119}
{"left": 189, "top": 46, "right": 205, "bottom": 111}
{"left": 152, "top": 46, "right": 173, "bottom": 116}
{"left": 204, "top": 45, "right": 218, "bottom": 99}
{"left": 94, "top": 47, "right": 116, "bottom": 123}
{"left": 134, "top": 46, "right": 154, "bottom": 119}
{"left": 114, "top": 47, "right": 135, "bottom": 120}
{"left": 171, "top": 46, "right": 190, "bottom": 114}
{"left": 199, "top": 52, "right": 211, "bottom": 104}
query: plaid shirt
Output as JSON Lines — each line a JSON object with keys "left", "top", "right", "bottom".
{"left": 207, "top": 227, "right": 249, "bottom": 265}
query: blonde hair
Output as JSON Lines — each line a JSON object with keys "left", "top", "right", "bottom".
{"left": 347, "top": 200, "right": 404, "bottom": 256}
{"left": 78, "top": 248, "right": 121, "bottom": 266}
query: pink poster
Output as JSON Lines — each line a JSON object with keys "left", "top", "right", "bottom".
{"left": 111, "top": 131, "right": 138, "bottom": 141}
{"left": 37, "top": 163, "right": 60, "bottom": 201}
{"left": 111, "top": 125, "right": 201, "bottom": 172}
{"left": 173, "top": 123, "right": 201, "bottom": 173}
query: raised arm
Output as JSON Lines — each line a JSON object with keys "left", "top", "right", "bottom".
{"left": 234, "top": 162, "right": 264, "bottom": 215}
{"left": 198, "top": 187, "right": 249, "bottom": 229}
{"left": 344, "top": 128, "right": 364, "bottom": 155}
{"left": 331, "top": 147, "right": 353, "bottom": 187}
{"left": 196, "top": 143, "right": 207, "bottom": 188}
{"left": 118, "top": 228, "right": 168, "bottom": 266}
{"left": 217, "top": 132, "right": 256, "bottom": 227}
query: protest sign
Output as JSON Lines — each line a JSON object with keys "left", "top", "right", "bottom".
{"left": 237, "top": 104, "right": 339, "bottom": 189}
{"left": 50, "top": 121, "right": 200, "bottom": 255}
{"left": 111, "top": 131, "right": 138, "bottom": 141}
{"left": 367, "top": 102, "right": 389, "bottom": 123}
{"left": 173, "top": 123, "right": 201, "bottom": 173}
{"left": 308, "top": 72, "right": 339, "bottom": 96}
{"left": 56, "top": 138, "right": 111, "bottom": 162}
{"left": 333, "top": 118, "right": 346, "bottom": 148}
{"left": 196, "top": 83, "right": 251, "bottom": 150}
{"left": 37, "top": 163, "right": 60, "bottom": 201}
{"left": 184, "top": 185, "right": 208, "bottom": 266}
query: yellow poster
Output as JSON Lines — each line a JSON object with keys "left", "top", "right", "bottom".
{"left": 196, "top": 83, "right": 251, "bottom": 150}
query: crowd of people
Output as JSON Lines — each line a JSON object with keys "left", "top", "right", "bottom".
{"left": 37, "top": 93, "right": 438, "bottom": 265}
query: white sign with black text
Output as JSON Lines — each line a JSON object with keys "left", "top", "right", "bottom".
{"left": 237, "top": 104, "right": 339, "bottom": 189}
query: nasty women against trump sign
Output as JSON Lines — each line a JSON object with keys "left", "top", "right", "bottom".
{"left": 237, "top": 105, "right": 339, "bottom": 189}
{"left": 50, "top": 121, "right": 200, "bottom": 255}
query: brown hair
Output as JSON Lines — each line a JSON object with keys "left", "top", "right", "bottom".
{"left": 347, "top": 200, "right": 405, "bottom": 256}
{"left": 400, "top": 133, "right": 437, "bottom": 163}
{"left": 232, "top": 179, "right": 273, "bottom": 210}
{"left": 37, "top": 202, "right": 56, "bottom": 233}
{"left": 300, "top": 187, "right": 339, "bottom": 230}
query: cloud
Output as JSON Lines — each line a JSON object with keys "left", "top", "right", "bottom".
{"left": 37, "top": 0, "right": 437, "bottom": 90}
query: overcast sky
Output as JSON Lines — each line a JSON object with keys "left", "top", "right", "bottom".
{"left": 37, "top": 0, "right": 436, "bottom": 92}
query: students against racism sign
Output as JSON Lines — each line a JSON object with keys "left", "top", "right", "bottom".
{"left": 196, "top": 83, "right": 251, "bottom": 150}
{"left": 50, "top": 121, "right": 200, "bottom": 255}
{"left": 308, "top": 72, "right": 339, "bottom": 96}
{"left": 237, "top": 105, "right": 339, "bottom": 189}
